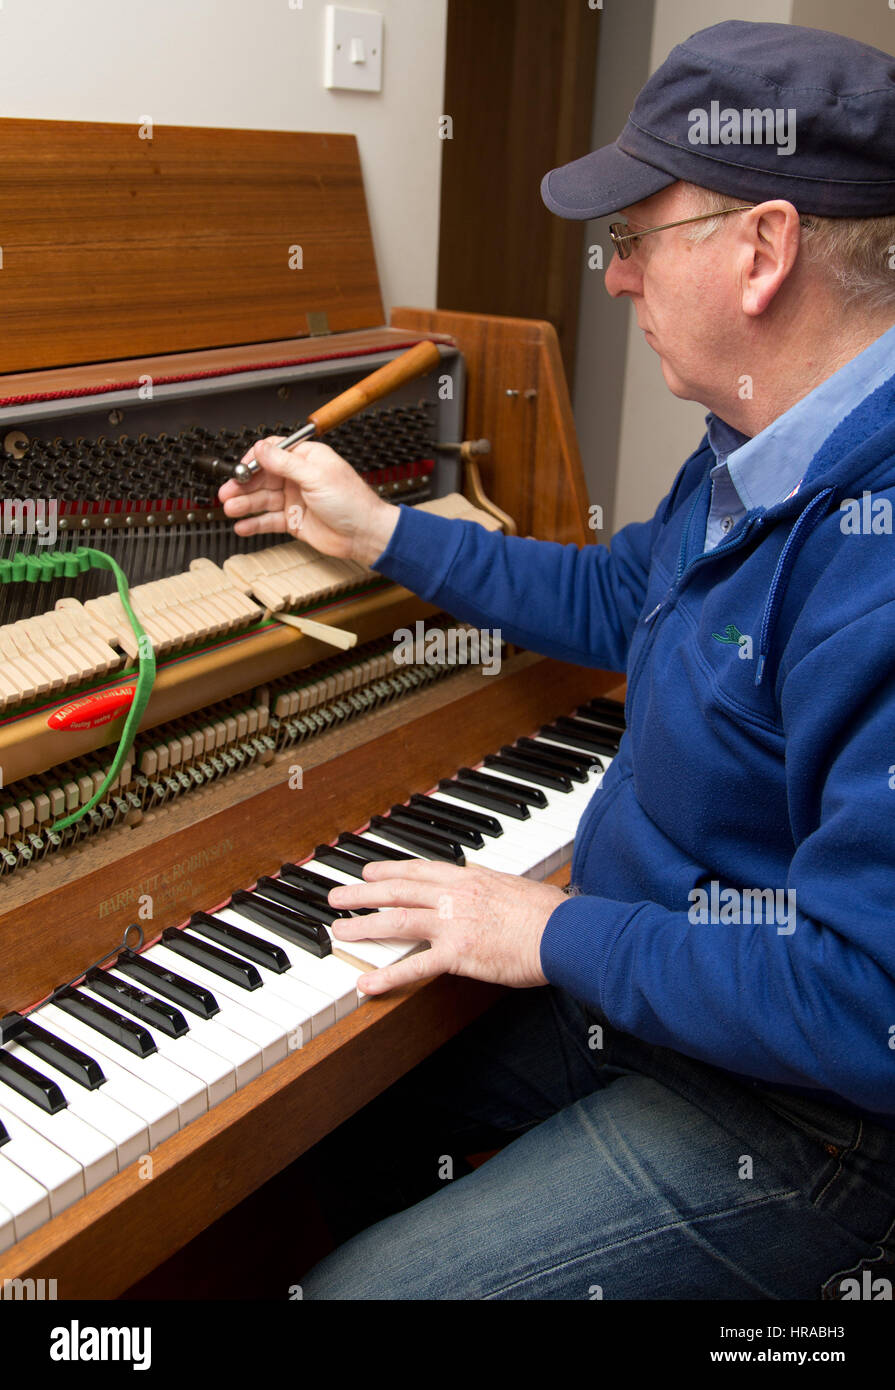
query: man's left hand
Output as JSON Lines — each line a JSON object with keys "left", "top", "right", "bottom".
{"left": 327, "top": 859, "right": 565, "bottom": 995}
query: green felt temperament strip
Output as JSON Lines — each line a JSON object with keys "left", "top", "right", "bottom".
{"left": 0, "top": 547, "right": 156, "bottom": 833}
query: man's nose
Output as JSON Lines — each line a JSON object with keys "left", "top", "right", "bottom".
{"left": 605, "top": 251, "right": 640, "bottom": 298}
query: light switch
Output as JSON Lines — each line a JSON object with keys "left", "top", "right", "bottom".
{"left": 324, "top": 6, "right": 383, "bottom": 92}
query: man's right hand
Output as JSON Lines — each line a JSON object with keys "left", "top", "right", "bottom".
{"left": 217, "top": 437, "right": 400, "bottom": 568}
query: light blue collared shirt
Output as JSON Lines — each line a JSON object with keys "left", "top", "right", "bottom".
{"left": 704, "top": 321, "right": 895, "bottom": 551}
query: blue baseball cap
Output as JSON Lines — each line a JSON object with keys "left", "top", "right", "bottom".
{"left": 541, "top": 20, "right": 895, "bottom": 219}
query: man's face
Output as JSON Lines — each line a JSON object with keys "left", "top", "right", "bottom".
{"left": 605, "top": 184, "right": 745, "bottom": 408}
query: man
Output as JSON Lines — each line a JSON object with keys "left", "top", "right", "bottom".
{"left": 220, "top": 21, "right": 895, "bottom": 1299}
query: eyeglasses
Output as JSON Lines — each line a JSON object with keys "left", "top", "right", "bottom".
{"left": 609, "top": 207, "right": 754, "bottom": 260}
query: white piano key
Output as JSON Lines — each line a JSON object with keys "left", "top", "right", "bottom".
{"left": 0, "top": 1196, "right": 15, "bottom": 1253}
{"left": 215, "top": 904, "right": 365, "bottom": 1019}
{"left": 5, "top": 1040, "right": 148, "bottom": 1172}
{"left": 78, "top": 976, "right": 237, "bottom": 1108}
{"left": 0, "top": 1051, "right": 118, "bottom": 1190}
{"left": 169, "top": 936, "right": 311, "bottom": 1048}
{"left": 39, "top": 1004, "right": 189, "bottom": 1138}
{"left": 101, "top": 970, "right": 262, "bottom": 1090}
{"left": 0, "top": 1103, "right": 84, "bottom": 1216}
{"left": 535, "top": 734, "right": 612, "bottom": 778}
{"left": 365, "top": 820, "right": 532, "bottom": 877}
{"left": 48, "top": 994, "right": 208, "bottom": 1128}
{"left": 471, "top": 766, "right": 576, "bottom": 873}
{"left": 520, "top": 738, "right": 607, "bottom": 803}
{"left": 0, "top": 1152, "right": 51, "bottom": 1243}
{"left": 473, "top": 764, "right": 577, "bottom": 834}
{"left": 144, "top": 944, "right": 290, "bottom": 1068}
{"left": 428, "top": 791, "right": 554, "bottom": 876}
{"left": 185, "top": 918, "right": 336, "bottom": 1040}
{"left": 33, "top": 1009, "right": 178, "bottom": 1148}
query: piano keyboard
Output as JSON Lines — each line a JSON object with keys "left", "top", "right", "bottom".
{"left": 0, "top": 698, "right": 624, "bottom": 1251}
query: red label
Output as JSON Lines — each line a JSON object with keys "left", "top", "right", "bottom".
{"left": 48, "top": 685, "right": 136, "bottom": 731}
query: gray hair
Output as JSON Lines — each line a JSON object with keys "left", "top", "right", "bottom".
{"left": 681, "top": 183, "right": 895, "bottom": 312}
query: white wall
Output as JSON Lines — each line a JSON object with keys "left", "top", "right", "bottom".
{"left": 0, "top": 0, "right": 448, "bottom": 314}
{"left": 790, "top": 0, "right": 895, "bottom": 51}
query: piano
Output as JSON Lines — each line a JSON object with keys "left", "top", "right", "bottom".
{"left": 0, "top": 116, "right": 623, "bottom": 1297}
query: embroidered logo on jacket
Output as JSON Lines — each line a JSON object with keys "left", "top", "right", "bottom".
{"left": 712, "top": 624, "right": 753, "bottom": 661}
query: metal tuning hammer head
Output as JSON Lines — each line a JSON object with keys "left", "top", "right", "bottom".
{"left": 194, "top": 454, "right": 260, "bottom": 484}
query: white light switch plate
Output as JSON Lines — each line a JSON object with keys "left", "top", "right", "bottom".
{"left": 324, "top": 6, "right": 383, "bottom": 92}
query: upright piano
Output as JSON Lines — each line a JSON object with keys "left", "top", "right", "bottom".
{"left": 0, "top": 117, "right": 623, "bottom": 1297}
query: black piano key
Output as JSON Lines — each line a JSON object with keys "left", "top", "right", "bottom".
{"left": 12, "top": 1018, "right": 106, "bottom": 1090}
{"left": 337, "top": 832, "right": 413, "bottom": 863}
{"left": 278, "top": 863, "right": 374, "bottom": 916}
{"left": 188, "top": 912, "right": 291, "bottom": 973}
{"left": 229, "top": 890, "right": 332, "bottom": 959}
{"left": 367, "top": 817, "right": 465, "bottom": 865}
{"left": 0, "top": 1012, "right": 26, "bottom": 1046}
{"left": 84, "top": 970, "right": 190, "bottom": 1039}
{"left": 313, "top": 845, "right": 370, "bottom": 880}
{"left": 254, "top": 876, "right": 345, "bottom": 924}
{"left": 161, "top": 928, "right": 263, "bottom": 991}
{"left": 0, "top": 1116, "right": 8, "bottom": 1147}
{"left": 388, "top": 804, "right": 485, "bottom": 850}
{"left": 554, "top": 715, "right": 621, "bottom": 750}
{"left": 115, "top": 949, "right": 220, "bottom": 1020}
{"left": 438, "top": 778, "right": 530, "bottom": 820}
{"left": 456, "top": 766, "right": 547, "bottom": 809}
{"left": 577, "top": 698, "right": 627, "bottom": 729}
{"left": 517, "top": 737, "right": 593, "bottom": 775}
{"left": 539, "top": 723, "right": 617, "bottom": 758}
{"left": 409, "top": 793, "right": 502, "bottom": 839}
{"left": 53, "top": 986, "right": 158, "bottom": 1058}
{"left": 0, "top": 1048, "right": 67, "bottom": 1115}
{"left": 563, "top": 710, "right": 624, "bottom": 736}
{"left": 279, "top": 863, "right": 341, "bottom": 900}
{"left": 484, "top": 752, "right": 573, "bottom": 793}
{"left": 570, "top": 714, "right": 624, "bottom": 744}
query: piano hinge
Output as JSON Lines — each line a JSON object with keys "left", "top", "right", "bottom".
{"left": 306, "top": 311, "right": 331, "bottom": 337}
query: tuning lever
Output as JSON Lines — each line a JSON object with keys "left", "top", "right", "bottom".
{"left": 226, "top": 340, "right": 443, "bottom": 484}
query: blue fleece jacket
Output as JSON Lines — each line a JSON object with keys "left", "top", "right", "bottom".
{"left": 373, "top": 373, "right": 895, "bottom": 1127}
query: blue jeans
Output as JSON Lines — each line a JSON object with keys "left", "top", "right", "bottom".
{"left": 301, "top": 986, "right": 895, "bottom": 1300}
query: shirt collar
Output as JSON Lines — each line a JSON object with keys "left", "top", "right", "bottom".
{"left": 705, "top": 320, "right": 895, "bottom": 512}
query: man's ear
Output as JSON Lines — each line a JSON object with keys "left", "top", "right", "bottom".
{"left": 740, "top": 202, "right": 802, "bottom": 317}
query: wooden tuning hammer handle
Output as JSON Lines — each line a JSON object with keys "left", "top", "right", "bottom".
{"left": 308, "top": 341, "right": 442, "bottom": 436}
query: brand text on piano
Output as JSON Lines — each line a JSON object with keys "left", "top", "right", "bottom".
{"left": 97, "top": 839, "right": 236, "bottom": 919}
